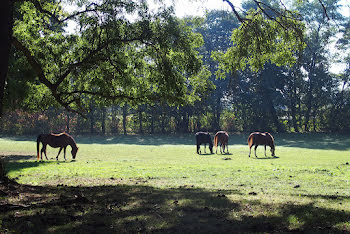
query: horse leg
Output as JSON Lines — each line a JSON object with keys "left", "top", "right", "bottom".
{"left": 42, "top": 144, "right": 49, "bottom": 160}
{"left": 63, "top": 147, "right": 67, "bottom": 160}
{"left": 40, "top": 147, "right": 44, "bottom": 160}
{"left": 248, "top": 145, "right": 251, "bottom": 157}
{"left": 56, "top": 147, "right": 63, "bottom": 160}
{"left": 204, "top": 144, "right": 207, "bottom": 153}
{"left": 264, "top": 145, "right": 267, "bottom": 157}
{"left": 254, "top": 145, "right": 258, "bottom": 157}
{"left": 197, "top": 144, "right": 201, "bottom": 154}
{"left": 220, "top": 143, "right": 223, "bottom": 154}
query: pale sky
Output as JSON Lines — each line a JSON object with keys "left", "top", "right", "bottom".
{"left": 171, "top": 0, "right": 233, "bottom": 17}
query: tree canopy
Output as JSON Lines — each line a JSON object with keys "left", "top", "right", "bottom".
{"left": 2, "top": 0, "right": 212, "bottom": 115}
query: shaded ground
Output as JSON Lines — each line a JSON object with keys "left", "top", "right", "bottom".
{"left": 1, "top": 177, "right": 349, "bottom": 233}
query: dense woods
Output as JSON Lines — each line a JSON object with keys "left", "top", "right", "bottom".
{"left": 1, "top": 0, "right": 349, "bottom": 134}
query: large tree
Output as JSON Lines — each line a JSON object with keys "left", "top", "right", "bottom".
{"left": 1, "top": 0, "right": 211, "bottom": 116}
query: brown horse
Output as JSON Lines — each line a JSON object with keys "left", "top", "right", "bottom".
{"left": 214, "top": 131, "right": 229, "bottom": 154}
{"left": 248, "top": 132, "right": 275, "bottom": 157}
{"left": 37, "top": 132, "right": 78, "bottom": 160}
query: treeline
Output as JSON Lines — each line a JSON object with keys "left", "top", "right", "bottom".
{"left": 0, "top": 105, "right": 238, "bottom": 135}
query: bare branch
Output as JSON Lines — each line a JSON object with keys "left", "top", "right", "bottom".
{"left": 318, "top": 0, "right": 330, "bottom": 20}
{"left": 222, "top": 0, "right": 247, "bottom": 22}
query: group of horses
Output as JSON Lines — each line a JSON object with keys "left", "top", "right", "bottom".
{"left": 35, "top": 131, "right": 275, "bottom": 161}
{"left": 196, "top": 131, "right": 275, "bottom": 157}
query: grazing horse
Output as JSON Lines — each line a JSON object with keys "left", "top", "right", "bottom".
{"left": 214, "top": 131, "right": 229, "bottom": 154}
{"left": 37, "top": 132, "right": 79, "bottom": 160}
{"left": 248, "top": 132, "right": 275, "bottom": 157}
{"left": 195, "top": 132, "right": 213, "bottom": 154}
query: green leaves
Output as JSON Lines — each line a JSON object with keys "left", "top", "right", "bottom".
{"left": 10, "top": 0, "right": 212, "bottom": 113}
{"left": 213, "top": 8, "right": 306, "bottom": 74}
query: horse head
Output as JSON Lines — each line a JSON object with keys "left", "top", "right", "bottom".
{"left": 72, "top": 147, "right": 79, "bottom": 159}
{"left": 270, "top": 146, "right": 275, "bottom": 156}
{"left": 268, "top": 135, "right": 275, "bottom": 156}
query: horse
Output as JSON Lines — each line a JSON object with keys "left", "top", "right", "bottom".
{"left": 214, "top": 131, "right": 229, "bottom": 154}
{"left": 247, "top": 132, "right": 275, "bottom": 157}
{"left": 195, "top": 132, "right": 213, "bottom": 154}
{"left": 37, "top": 132, "right": 79, "bottom": 160}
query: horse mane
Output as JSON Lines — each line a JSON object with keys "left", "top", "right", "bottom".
{"left": 264, "top": 132, "right": 275, "bottom": 146}
{"left": 51, "top": 132, "right": 66, "bottom": 137}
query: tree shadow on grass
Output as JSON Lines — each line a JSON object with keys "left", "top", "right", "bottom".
{"left": 275, "top": 133, "right": 350, "bottom": 151}
{"left": 1, "top": 181, "right": 349, "bottom": 233}
{"left": 1, "top": 155, "right": 35, "bottom": 161}
{"left": 2, "top": 155, "right": 75, "bottom": 175}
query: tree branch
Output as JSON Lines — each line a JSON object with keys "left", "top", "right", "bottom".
{"left": 11, "top": 37, "right": 55, "bottom": 90}
{"left": 30, "top": 0, "right": 99, "bottom": 23}
{"left": 12, "top": 37, "right": 85, "bottom": 116}
{"left": 222, "top": 0, "right": 247, "bottom": 22}
{"left": 318, "top": 0, "right": 330, "bottom": 20}
{"left": 54, "top": 35, "right": 145, "bottom": 88}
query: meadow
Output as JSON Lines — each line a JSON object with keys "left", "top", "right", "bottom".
{"left": 1, "top": 133, "right": 350, "bottom": 232}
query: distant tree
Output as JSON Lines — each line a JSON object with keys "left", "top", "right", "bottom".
{"left": 196, "top": 10, "right": 239, "bottom": 130}
{"left": 215, "top": 0, "right": 306, "bottom": 74}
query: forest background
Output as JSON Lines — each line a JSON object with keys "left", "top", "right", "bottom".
{"left": 1, "top": 0, "right": 349, "bottom": 135}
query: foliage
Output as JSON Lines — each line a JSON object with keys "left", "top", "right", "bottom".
{"left": 213, "top": 2, "right": 306, "bottom": 75}
{"left": 9, "top": 0, "right": 212, "bottom": 114}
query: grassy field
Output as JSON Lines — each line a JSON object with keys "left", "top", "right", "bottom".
{"left": 1, "top": 133, "right": 350, "bottom": 232}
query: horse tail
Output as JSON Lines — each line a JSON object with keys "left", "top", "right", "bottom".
{"left": 214, "top": 134, "right": 218, "bottom": 147}
{"left": 247, "top": 134, "right": 254, "bottom": 148}
{"left": 36, "top": 135, "right": 41, "bottom": 160}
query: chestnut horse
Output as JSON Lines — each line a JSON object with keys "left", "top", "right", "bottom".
{"left": 214, "top": 131, "right": 229, "bottom": 154}
{"left": 195, "top": 132, "right": 213, "bottom": 154}
{"left": 37, "top": 132, "right": 78, "bottom": 160}
{"left": 248, "top": 132, "right": 275, "bottom": 157}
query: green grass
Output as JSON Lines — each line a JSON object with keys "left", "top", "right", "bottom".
{"left": 1, "top": 133, "right": 350, "bottom": 232}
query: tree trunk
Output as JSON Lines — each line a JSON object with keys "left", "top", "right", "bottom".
{"left": 122, "top": 104, "right": 127, "bottom": 135}
{"left": 0, "top": 0, "right": 14, "bottom": 116}
{"left": 89, "top": 111, "right": 94, "bottom": 134}
{"left": 182, "top": 108, "right": 189, "bottom": 133}
{"left": 101, "top": 107, "right": 106, "bottom": 135}
{"left": 161, "top": 105, "right": 166, "bottom": 134}
{"left": 304, "top": 78, "right": 313, "bottom": 132}
{"left": 150, "top": 106, "right": 154, "bottom": 134}
{"left": 138, "top": 105, "right": 143, "bottom": 134}
{"left": 66, "top": 111, "right": 70, "bottom": 133}
{"left": 262, "top": 86, "right": 283, "bottom": 132}
{"left": 290, "top": 76, "right": 299, "bottom": 133}
{"left": 214, "top": 96, "right": 221, "bottom": 131}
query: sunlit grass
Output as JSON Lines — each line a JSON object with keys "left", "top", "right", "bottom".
{"left": 1, "top": 133, "right": 350, "bottom": 232}
{"left": 2, "top": 134, "right": 350, "bottom": 197}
